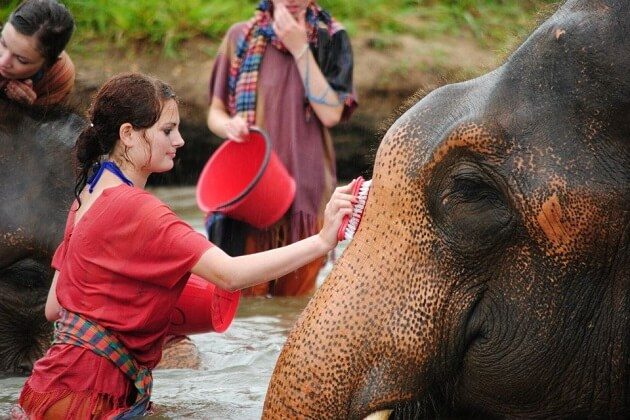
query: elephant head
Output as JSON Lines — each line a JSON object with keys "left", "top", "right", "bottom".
{"left": 264, "top": 0, "right": 629, "bottom": 418}
{"left": 0, "top": 100, "right": 80, "bottom": 373}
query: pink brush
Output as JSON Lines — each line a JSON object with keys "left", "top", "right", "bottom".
{"left": 337, "top": 176, "right": 372, "bottom": 241}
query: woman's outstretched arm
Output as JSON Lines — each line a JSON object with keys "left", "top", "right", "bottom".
{"left": 191, "top": 181, "right": 356, "bottom": 291}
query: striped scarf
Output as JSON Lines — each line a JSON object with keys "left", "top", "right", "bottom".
{"left": 53, "top": 309, "right": 152, "bottom": 419}
{"left": 228, "top": 0, "right": 344, "bottom": 125}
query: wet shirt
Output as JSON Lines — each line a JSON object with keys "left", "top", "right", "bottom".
{"left": 24, "top": 185, "right": 212, "bottom": 405}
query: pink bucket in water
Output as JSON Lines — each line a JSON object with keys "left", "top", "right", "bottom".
{"left": 168, "top": 274, "right": 241, "bottom": 335}
{"left": 196, "top": 127, "right": 295, "bottom": 229}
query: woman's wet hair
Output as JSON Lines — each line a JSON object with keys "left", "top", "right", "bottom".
{"left": 9, "top": 0, "right": 75, "bottom": 67}
{"left": 74, "top": 73, "right": 176, "bottom": 201}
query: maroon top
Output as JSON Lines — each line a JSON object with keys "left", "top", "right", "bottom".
{"left": 210, "top": 22, "right": 357, "bottom": 240}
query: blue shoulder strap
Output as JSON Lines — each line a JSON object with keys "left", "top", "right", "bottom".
{"left": 87, "top": 161, "right": 134, "bottom": 193}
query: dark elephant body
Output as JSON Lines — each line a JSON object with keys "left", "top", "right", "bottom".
{"left": 0, "top": 99, "right": 81, "bottom": 373}
{"left": 265, "top": 0, "right": 629, "bottom": 418}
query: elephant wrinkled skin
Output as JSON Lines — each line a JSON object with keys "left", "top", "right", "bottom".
{"left": 264, "top": 0, "right": 629, "bottom": 418}
{"left": 0, "top": 100, "right": 80, "bottom": 373}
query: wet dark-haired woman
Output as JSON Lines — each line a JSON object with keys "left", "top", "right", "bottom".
{"left": 12, "top": 72, "right": 356, "bottom": 419}
{"left": 0, "top": 0, "right": 75, "bottom": 106}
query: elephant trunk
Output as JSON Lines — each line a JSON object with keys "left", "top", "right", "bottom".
{"left": 264, "top": 227, "right": 443, "bottom": 419}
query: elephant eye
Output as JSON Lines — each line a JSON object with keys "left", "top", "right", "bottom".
{"left": 444, "top": 173, "right": 503, "bottom": 207}
{"left": 429, "top": 162, "right": 514, "bottom": 255}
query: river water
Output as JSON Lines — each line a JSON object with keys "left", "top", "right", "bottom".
{"left": 0, "top": 186, "right": 345, "bottom": 419}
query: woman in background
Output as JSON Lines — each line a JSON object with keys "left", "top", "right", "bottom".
{"left": 207, "top": 0, "right": 357, "bottom": 296}
{"left": 0, "top": 0, "right": 75, "bottom": 106}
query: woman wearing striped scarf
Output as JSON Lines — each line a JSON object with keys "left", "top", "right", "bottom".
{"left": 207, "top": 0, "right": 357, "bottom": 296}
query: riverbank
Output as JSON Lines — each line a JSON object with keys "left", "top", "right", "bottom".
{"left": 1, "top": 1, "right": 557, "bottom": 184}
{"left": 70, "top": 30, "right": 500, "bottom": 184}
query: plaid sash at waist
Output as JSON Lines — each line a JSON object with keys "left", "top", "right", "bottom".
{"left": 53, "top": 309, "right": 152, "bottom": 419}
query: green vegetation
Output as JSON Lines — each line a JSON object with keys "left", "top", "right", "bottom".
{"left": 1, "top": 0, "right": 558, "bottom": 55}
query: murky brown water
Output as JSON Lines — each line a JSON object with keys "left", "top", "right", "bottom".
{"left": 0, "top": 186, "right": 345, "bottom": 419}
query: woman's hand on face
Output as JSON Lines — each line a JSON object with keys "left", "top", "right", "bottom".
{"left": 224, "top": 115, "right": 249, "bottom": 142}
{"left": 5, "top": 79, "right": 37, "bottom": 105}
{"left": 318, "top": 179, "right": 358, "bottom": 251}
{"left": 273, "top": 3, "right": 309, "bottom": 58}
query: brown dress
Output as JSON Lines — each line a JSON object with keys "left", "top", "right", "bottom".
{"left": 32, "top": 52, "right": 75, "bottom": 106}
{"left": 209, "top": 22, "right": 356, "bottom": 296}
{"left": 0, "top": 51, "right": 75, "bottom": 106}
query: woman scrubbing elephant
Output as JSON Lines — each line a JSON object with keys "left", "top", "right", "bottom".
{"left": 12, "top": 72, "right": 357, "bottom": 419}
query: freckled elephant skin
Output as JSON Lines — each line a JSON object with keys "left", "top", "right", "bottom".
{"left": 0, "top": 100, "right": 81, "bottom": 373}
{"left": 264, "top": 1, "right": 629, "bottom": 418}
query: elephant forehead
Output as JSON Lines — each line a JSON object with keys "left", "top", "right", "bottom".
{"left": 425, "top": 122, "right": 508, "bottom": 170}
{"left": 326, "top": 161, "right": 455, "bottom": 350}
{"left": 377, "top": 117, "right": 510, "bottom": 181}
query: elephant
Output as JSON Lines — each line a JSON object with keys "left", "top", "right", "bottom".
{"left": 264, "top": 0, "right": 629, "bottom": 418}
{"left": 0, "top": 99, "right": 80, "bottom": 373}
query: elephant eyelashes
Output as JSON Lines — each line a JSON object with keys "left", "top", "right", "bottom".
{"left": 448, "top": 175, "right": 502, "bottom": 205}
{"left": 430, "top": 163, "right": 514, "bottom": 254}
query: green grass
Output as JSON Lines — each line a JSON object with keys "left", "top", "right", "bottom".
{"left": 0, "top": 0, "right": 558, "bottom": 56}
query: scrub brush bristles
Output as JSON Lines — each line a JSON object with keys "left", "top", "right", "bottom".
{"left": 338, "top": 177, "right": 372, "bottom": 241}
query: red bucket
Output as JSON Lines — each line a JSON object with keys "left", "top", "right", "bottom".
{"left": 168, "top": 274, "right": 241, "bottom": 335}
{"left": 196, "top": 128, "right": 296, "bottom": 229}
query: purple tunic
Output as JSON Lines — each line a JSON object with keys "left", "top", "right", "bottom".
{"left": 210, "top": 22, "right": 356, "bottom": 243}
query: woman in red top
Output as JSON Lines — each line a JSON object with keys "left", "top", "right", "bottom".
{"left": 0, "top": 0, "right": 75, "bottom": 106}
{"left": 13, "top": 72, "right": 356, "bottom": 419}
